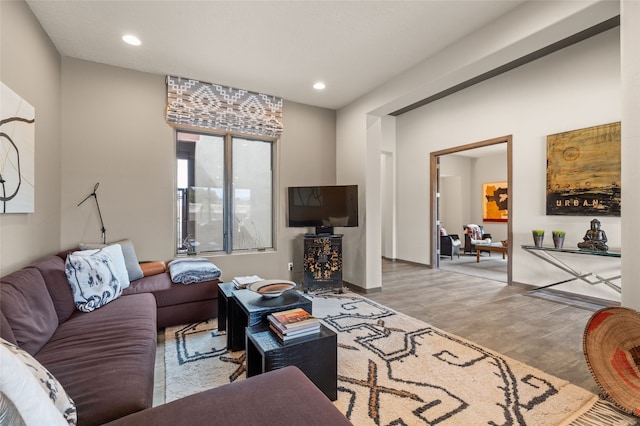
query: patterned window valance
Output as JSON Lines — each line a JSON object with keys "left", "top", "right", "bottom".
{"left": 166, "top": 75, "right": 283, "bottom": 138}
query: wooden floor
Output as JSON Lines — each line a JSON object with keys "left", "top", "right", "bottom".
{"left": 366, "top": 258, "right": 601, "bottom": 394}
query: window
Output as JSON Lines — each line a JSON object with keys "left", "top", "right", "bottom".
{"left": 176, "top": 130, "right": 273, "bottom": 254}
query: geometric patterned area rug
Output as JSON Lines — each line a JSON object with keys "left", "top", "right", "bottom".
{"left": 165, "top": 292, "right": 638, "bottom": 425}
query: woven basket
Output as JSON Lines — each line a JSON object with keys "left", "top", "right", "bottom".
{"left": 583, "top": 307, "right": 640, "bottom": 417}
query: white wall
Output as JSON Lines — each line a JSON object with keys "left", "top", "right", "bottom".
{"left": 440, "top": 152, "right": 509, "bottom": 243}
{"left": 439, "top": 175, "right": 462, "bottom": 239}
{"left": 620, "top": 0, "right": 640, "bottom": 310}
{"left": 472, "top": 153, "right": 508, "bottom": 242}
{"left": 440, "top": 155, "right": 473, "bottom": 236}
{"left": 337, "top": 1, "right": 621, "bottom": 293}
{"left": 395, "top": 28, "right": 620, "bottom": 301}
{"left": 0, "top": 1, "right": 62, "bottom": 274}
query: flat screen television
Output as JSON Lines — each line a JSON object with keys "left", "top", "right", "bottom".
{"left": 287, "top": 185, "right": 358, "bottom": 234}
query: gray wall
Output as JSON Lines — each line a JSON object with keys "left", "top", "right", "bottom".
{"left": 1, "top": 2, "right": 337, "bottom": 283}
{"left": 59, "top": 58, "right": 337, "bottom": 282}
{"left": 0, "top": 1, "right": 62, "bottom": 274}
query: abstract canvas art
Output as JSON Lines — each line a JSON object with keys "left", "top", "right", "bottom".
{"left": 546, "top": 122, "right": 620, "bottom": 216}
{"left": 482, "top": 182, "right": 508, "bottom": 222}
{"left": 0, "top": 82, "right": 35, "bottom": 213}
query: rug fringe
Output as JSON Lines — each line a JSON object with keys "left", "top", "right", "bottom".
{"left": 564, "top": 398, "right": 638, "bottom": 426}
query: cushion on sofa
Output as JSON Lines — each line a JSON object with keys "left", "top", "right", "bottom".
{"left": 65, "top": 250, "right": 124, "bottom": 312}
{"left": 79, "top": 239, "right": 144, "bottom": 281}
{"left": 0, "top": 311, "right": 17, "bottom": 345}
{"left": 35, "top": 293, "right": 157, "bottom": 426}
{"left": 1, "top": 338, "right": 76, "bottom": 425}
{"left": 102, "top": 366, "right": 352, "bottom": 426}
{"left": 139, "top": 261, "right": 166, "bottom": 277}
{"left": 71, "top": 244, "right": 130, "bottom": 290}
{"left": 122, "top": 272, "right": 218, "bottom": 308}
{"left": 0, "top": 268, "right": 58, "bottom": 355}
{"left": 0, "top": 391, "right": 26, "bottom": 426}
{"left": 29, "top": 256, "right": 76, "bottom": 324}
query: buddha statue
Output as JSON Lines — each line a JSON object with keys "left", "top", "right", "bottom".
{"left": 577, "top": 219, "right": 608, "bottom": 251}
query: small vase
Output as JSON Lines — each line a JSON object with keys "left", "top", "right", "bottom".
{"left": 553, "top": 237, "right": 564, "bottom": 249}
{"left": 533, "top": 235, "right": 544, "bottom": 247}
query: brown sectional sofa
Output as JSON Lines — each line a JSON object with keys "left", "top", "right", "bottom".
{"left": 0, "top": 251, "right": 351, "bottom": 425}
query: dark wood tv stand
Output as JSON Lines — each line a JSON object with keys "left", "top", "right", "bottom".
{"left": 303, "top": 234, "right": 343, "bottom": 292}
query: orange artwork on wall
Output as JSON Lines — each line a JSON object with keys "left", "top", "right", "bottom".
{"left": 483, "top": 182, "right": 508, "bottom": 222}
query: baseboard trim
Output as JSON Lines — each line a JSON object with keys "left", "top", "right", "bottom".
{"left": 526, "top": 287, "right": 620, "bottom": 311}
{"left": 343, "top": 281, "right": 382, "bottom": 294}
{"left": 382, "top": 257, "right": 431, "bottom": 269}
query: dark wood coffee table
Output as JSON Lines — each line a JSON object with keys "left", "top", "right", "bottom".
{"left": 245, "top": 323, "right": 337, "bottom": 401}
{"left": 474, "top": 243, "right": 507, "bottom": 262}
{"left": 217, "top": 283, "right": 312, "bottom": 351}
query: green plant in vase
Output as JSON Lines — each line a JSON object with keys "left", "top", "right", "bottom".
{"left": 532, "top": 230, "right": 545, "bottom": 247}
{"left": 552, "top": 230, "right": 566, "bottom": 249}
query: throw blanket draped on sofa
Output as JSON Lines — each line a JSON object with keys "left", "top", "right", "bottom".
{"left": 168, "top": 258, "right": 221, "bottom": 285}
{"left": 465, "top": 224, "right": 483, "bottom": 240}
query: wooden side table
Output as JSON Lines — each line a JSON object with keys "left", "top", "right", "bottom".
{"left": 217, "top": 282, "right": 244, "bottom": 351}
{"left": 224, "top": 289, "right": 312, "bottom": 352}
{"left": 245, "top": 324, "right": 337, "bottom": 401}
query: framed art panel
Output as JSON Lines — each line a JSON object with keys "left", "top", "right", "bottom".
{"left": 546, "top": 122, "right": 620, "bottom": 216}
{"left": 482, "top": 181, "right": 508, "bottom": 222}
{"left": 0, "top": 82, "right": 35, "bottom": 213}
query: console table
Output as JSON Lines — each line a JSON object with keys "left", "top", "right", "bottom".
{"left": 521, "top": 245, "right": 621, "bottom": 293}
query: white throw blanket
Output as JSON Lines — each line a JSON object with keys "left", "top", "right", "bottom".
{"left": 168, "top": 258, "right": 221, "bottom": 284}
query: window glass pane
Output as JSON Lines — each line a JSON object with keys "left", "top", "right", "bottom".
{"left": 176, "top": 132, "right": 225, "bottom": 253}
{"left": 176, "top": 131, "right": 274, "bottom": 255}
{"left": 232, "top": 137, "right": 272, "bottom": 250}
{"left": 177, "top": 159, "right": 189, "bottom": 189}
{"left": 192, "top": 134, "right": 225, "bottom": 253}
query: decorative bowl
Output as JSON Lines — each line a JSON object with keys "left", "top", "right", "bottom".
{"left": 248, "top": 280, "right": 297, "bottom": 298}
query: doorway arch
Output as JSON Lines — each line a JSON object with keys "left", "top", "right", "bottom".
{"left": 430, "top": 135, "right": 513, "bottom": 284}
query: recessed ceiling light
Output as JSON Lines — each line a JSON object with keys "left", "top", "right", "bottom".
{"left": 313, "top": 82, "right": 326, "bottom": 90}
{"left": 122, "top": 34, "right": 141, "bottom": 46}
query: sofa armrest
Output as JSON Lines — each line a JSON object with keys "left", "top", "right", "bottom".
{"left": 103, "top": 366, "right": 352, "bottom": 426}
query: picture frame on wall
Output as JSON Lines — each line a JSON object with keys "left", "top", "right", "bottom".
{"left": 546, "top": 122, "right": 621, "bottom": 216}
{"left": 0, "top": 82, "right": 35, "bottom": 214}
{"left": 482, "top": 181, "right": 508, "bottom": 222}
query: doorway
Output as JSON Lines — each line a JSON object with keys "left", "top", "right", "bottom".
{"left": 430, "top": 135, "right": 512, "bottom": 284}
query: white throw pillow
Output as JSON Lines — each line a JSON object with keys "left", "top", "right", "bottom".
{"left": 0, "top": 338, "right": 76, "bottom": 426}
{"left": 73, "top": 244, "right": 130, "bottom": 289}
{"left": 0, "top": 391, "right": 26, "bottom": 425}
{"left": 79, "top": 240, "right": 143, "bottom": 281}
{"left": 65, "top": 250, "right": 123, "bottom": 312}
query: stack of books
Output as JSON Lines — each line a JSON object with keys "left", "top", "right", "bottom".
{"left": 267, "top": 308, "right": 321, "bottom": 342}
{"left": 232, "top": 275, "right": 263, "bottom": 289}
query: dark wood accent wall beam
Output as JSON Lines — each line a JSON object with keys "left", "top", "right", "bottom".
{"left": 390, "top": 16, "right": 620, "bottom": 117}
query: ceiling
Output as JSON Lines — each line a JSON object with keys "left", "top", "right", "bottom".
{"left": 26, "top": 0, "right": 525, "bottom": 110}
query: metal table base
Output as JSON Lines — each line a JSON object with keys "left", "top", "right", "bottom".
{"left": 521, "top": 245, "right": 621, "bottom": 293}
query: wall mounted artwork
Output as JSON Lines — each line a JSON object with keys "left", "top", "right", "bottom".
{"left": 0, "top": 82, "right": 35, "bottom": 213}
{"left": 482, "top": 181, "right": 508, "bottom": 222}
{"left": 546, "top": 122, "right": 620, "bottom": 216}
